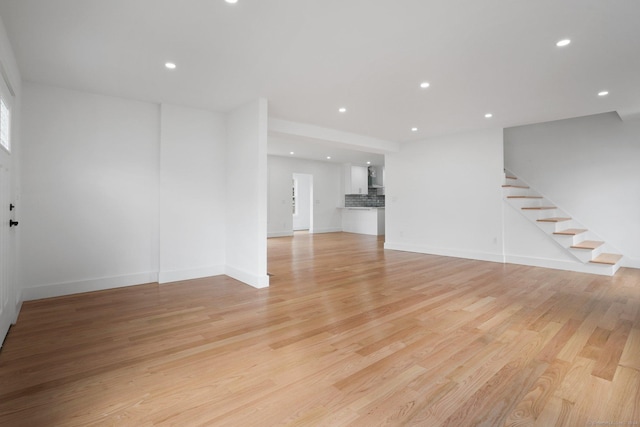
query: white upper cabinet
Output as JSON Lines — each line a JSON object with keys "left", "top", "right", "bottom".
{"left": 344, "top": 164, "right": 368, "bottom": 194}
{"left": 352, "top": 166, "right": 368, "bottom": 194}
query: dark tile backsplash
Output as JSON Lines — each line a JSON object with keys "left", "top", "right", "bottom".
{"left": 345, "top": 188, "right": 385, "bottom": 207}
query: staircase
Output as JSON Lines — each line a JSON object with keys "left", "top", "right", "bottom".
{"left": 503, "top": 172, "right": 623, "bottom": 276}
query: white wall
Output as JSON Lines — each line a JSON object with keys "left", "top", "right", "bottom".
{"left": 292, "top": 173, "right": 312, "bottom": 231}
{"left": 21, "top": 84, "right": 160, "bottom": 299}
{"left": 159, "top": 103, "right": 227, "bottom": 283}
{"left": 226, "top": 99, "right": 269, "bottom": 288}
{"left": 20, "top": 85, "right": 271, "bottom": 298}
{"left": 385, "top": 128, "right": 505, "bottom": 263}
{"left": 505, "top": 112, "right": 640, "bottom": 268}
{"left": 267, "top": 155, "right": 343, "bottom": 237}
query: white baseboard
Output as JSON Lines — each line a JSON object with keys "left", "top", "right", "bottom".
{"left": 22, "top": 271, "right": 159, "bottom": 301}
{"left": 225, "top": 266, "right": 270, "bottom": 289}
{"left": 268, "top": 230, "right": 294, "bottom": 238}
{"left": 621, "top": 256, "right": 640, "bottom": 269}
{"left": 384, "top": 241, "right": 505, "bottom": 264}
{"left": 22, "top": 264, "right": 273, "bottom": 301}
{"left": 158, "top": 265, "right": 226, "bottom": 284}
{"left": 311, "top": 227, "right": 343, "bottom": 234}
{"left": 504, "top": 255, "right": 614, "bottom": 276}
{"left": 13, "top": 298, "right": 22, "bottom": 323}
{"left": 268, "top": 228, "right": 342, "bottom": 237}
{"left": 383, "top": 241, "right": 623, "bottom": 276}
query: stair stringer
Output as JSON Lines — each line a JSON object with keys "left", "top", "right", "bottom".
{"left": 503, "top": 171, "right": 623, "bottom": 276}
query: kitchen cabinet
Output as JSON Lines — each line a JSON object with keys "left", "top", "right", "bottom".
{"left": 344, "top": 164, "right": 368, "bottom": 194}
{"left": 341, "top": 207, "right": 385, "bottom": 235}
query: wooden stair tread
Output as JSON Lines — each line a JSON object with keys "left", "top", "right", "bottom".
{"left": 506, "top": 176, "right": 517, "bottom": 180}
{"left": 507, "top": 196, "right": 542, "bottom": 199}
{"left": 553, "top": 229, "right": 587, "bottom": 236}
{"left": 522, "top": 206, "right": 556, "bottom": 210}
{"left": 571, "top": 240, "right": 604, "bottom": 250}
{"left": 502, "top": 185, "right": 529, "bottom": 189}
{"left": 590, "top": 253, "right": 623, "bottom": 265}
{"left": 537, "top": 217, "right": 571, "bottom": 223}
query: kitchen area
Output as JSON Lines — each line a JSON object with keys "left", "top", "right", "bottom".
{"left": 340, "top": 164, "right": 385, "bottom": 236}
{"left": 266, "top": 144, "right": 386, "bottom": 239}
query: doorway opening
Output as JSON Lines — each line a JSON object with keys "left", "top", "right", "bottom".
{"left": 292, "top": 173, "right": 313, "bottom": 233}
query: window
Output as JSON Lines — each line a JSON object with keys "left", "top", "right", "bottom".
{"left": 0, "top": 97, "right": 9, "bottom": 152}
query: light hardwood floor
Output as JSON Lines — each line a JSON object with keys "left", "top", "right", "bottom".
{"left": 1, "top": 232, "right": 639, "bottom": 426}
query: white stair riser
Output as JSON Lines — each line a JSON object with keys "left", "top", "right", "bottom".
{"left": 520, "top": 208, "right": 559, "bottom": 221}
{"left": 552, "top": 233, "right": 587, "bottom": 247}
{"left": 612, "top": 263, "right": 621, "bottom": 274}
{"left": 508, "top": 198, "right": 548, "bottom": 208}
{"left": 589, "top": 262, "right": 616, "bottom": 275}
{"left": 570, "top": 245, "right": 604, "bottom": 262}
{"left": 503, "top": 187, "right": 535, "bottom": 197}
{"left": 589, "top": 261, "right": 619, "bottom": 275}
{"left": 537, "top": 220, "right": 574, "bottom": 233}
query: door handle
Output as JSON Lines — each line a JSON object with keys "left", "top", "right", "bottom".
{"left": 9, "top": 220, "right": 18, "bottom": 227}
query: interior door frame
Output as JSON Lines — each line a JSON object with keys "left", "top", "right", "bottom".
{"left": 292, "top": 172, "right": 313, "bottom": 233}
{"left": 0, "top": 67, "right": 18, "bottom": 348}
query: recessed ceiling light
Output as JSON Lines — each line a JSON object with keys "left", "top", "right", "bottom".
{"left": 485, "top": 113, "right": 493, "bottom": 118}
{"left": 326, "top": 156, "right": 332, "bottom": 160}
{"left": 338, "top": 107, "right": 347, "bottom": 113}
{"left": 420, "top": 82, "right": 430, "bottom": 89}
{"left": 598, "top": 90, "right": 609, "bottom": 97}
{"left": 411, "top": 127, "right": 418, "bottom": 132}
{"left": 366, "top": 161, "right": 371, "bottom": 165}
{"left": 165, "top": 62, "right": 176, "bottom": 69}
{"left": 556, "top": 39, "right": 571, "bottom": 47}
{"left": 289, "top": 151, "right": 294, "bottom": 155}
{"left": 225, "top": 0, "right": 238, "bottom": 3}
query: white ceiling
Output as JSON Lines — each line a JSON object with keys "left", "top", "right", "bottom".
{"left": 1, "top": 0, "right": 639, "bottom": 155}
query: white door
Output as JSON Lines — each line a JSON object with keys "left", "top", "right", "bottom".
{"left": 292, "top": 173, "right": 313, "bottom": 231}
{"left": 0, "top": 83, "right": 17, "bottom": 347}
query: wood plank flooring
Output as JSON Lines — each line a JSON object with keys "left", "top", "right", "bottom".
{"left": 1, "top": 232, "right": 640, "bottom": 426}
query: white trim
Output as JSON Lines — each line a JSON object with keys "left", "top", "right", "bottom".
{"left": 383, "top": 241, "right": 620, "bottom": 276}
{"left": 22, "top": 272, "right": 159, "bottom": 301}
{"left": 13, "top": 298, "right": 22, "bottom": 323}
{"left": 225, "top": 266, "right": 270, "bottom": 289}
{"left": 268, "top": 227, "right": 342, "bottom": 238}
{"left": 0, "top": 96, "right": 10, "bottom": 153}
{"left": 1, "top": 299, "right": 23, "bottom": 347}
{"left": 620, "top": 256, "right": 640, "bottom": 269}
{"left": 0, "top": 307, "right": 13, "bottom": 347}
{"left": 21, "top": 263, "right": 276, "bottom": 301}
{"left": 268, "top": 230, "right": 294, "bottom": 238}
{"left": 158, "top": 265, "right": 225, "bottom": 284}
{"left": 311, "top": 227, "right": 343, "bottom": 234}
{"left": 292, "top": 177, "right": 298, "bottom": 216}
{"left": 384, "top": 242, "right": 504, "bottom": 264}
